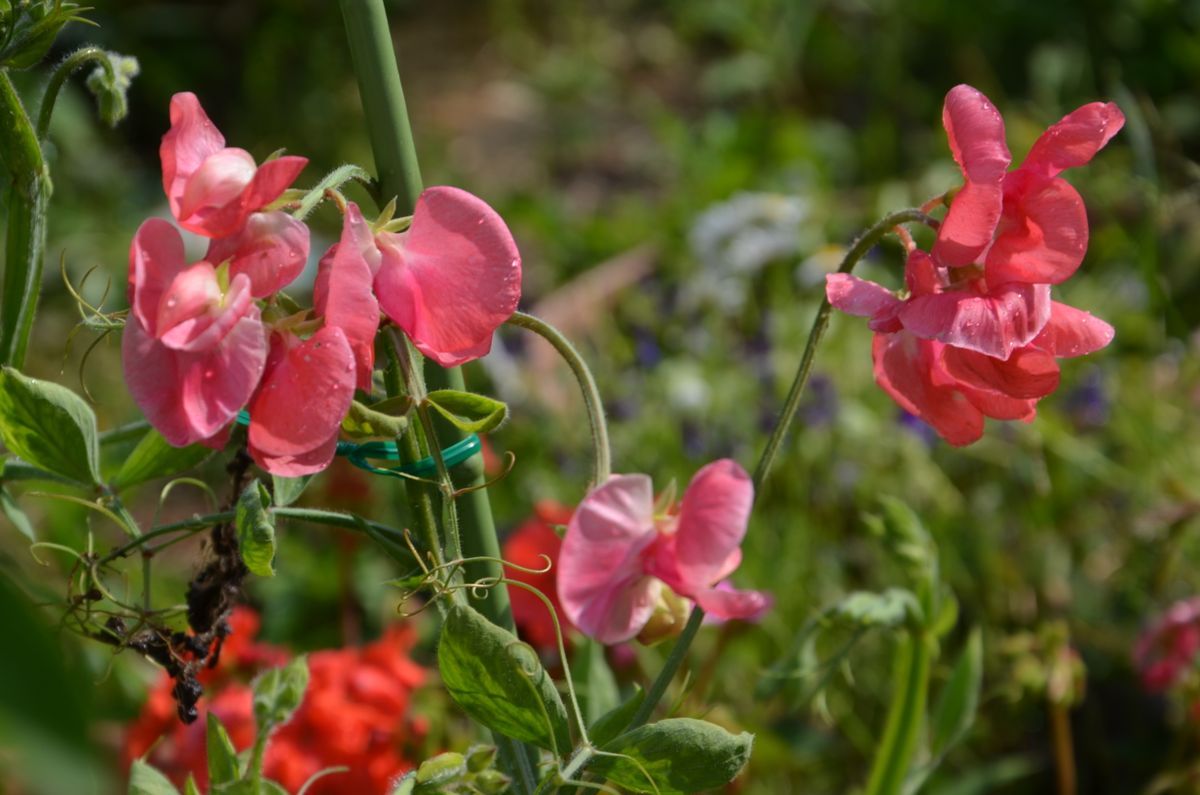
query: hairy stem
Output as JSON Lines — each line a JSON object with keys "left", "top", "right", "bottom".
{"left": 507, "top": 310, "right": 611, "bottom": 486}
{"left": 36, "top": 46, "right": 116, "bottom": 140}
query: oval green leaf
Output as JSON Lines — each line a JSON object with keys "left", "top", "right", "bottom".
{"left": 235, "top": 481, "right": 276, "bottom": 577}
{"left": 424, "top": 390, "right": 507, "bottom": 435}
{"left": 438, "top": 604, "right": 571, "bottom": 755}
{"left": 112, "top": 429, "right": 213, "bottom": 491}
{"left": 590, "top": 718, "right": 754, "bottom": 795}
{"left": 0, "top": 367, "right": 99, "bottom": 485}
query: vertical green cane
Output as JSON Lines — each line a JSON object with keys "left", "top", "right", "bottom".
{"left": 338, "top": 2, "right": 536, "bottom": 789}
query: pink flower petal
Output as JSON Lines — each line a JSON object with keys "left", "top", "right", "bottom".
{"left": 826, "top": 273, "right": 900, "bottom": 318}
{"left": 179, "top": 156, "right": 308, "bottom": 239}
{"left": 1021, "top": 102, "right": 1126, "bottom": 181}
{"left": 985, "top": 175, "right": 1089, "bottom": 285}
{"left": 374, "top": 186, "right": 521, "bottom": 367}
{"left": 904, "top": 249, "right": 944, "bottom": 298}
{"left": 206, "top": 211, "right": 310, "bottom": 299}
{"left": 558, "top": 474, "right": 658, "bottom": 643}
{"left": 956, "top": 384, "right": 1037, "bottom": 422}
{"left": 161, "top": 92, "right": 226, "bottom": 214}
{"left": 934, "top": 85, "right": 1011, "bottom": 267}
{"left": 159, "top": 274, "right": 255, "bottom": 353}
{"left": 670, "top": 459, "right": 754, "bottom": 593}
{"left": 694, "top": 583, "right": 773, "bottom": 623}
{"left": 123, "top": 310, "right": 268, "bottom": 447}
{"left": 250, "top": 434, "right": 340, "bottom": 479}
{"left": 1030, "top": 301, "right": 1115, "bottom": 358}
{"left": 899, "top": 282, "right": 1051, "bottom": 360}
{"left": 873, "top": 332, "right": 984, "bottom": 446}
{"left": 941, "top": 345, "right": 1060, "bottom": 400}
{"left": 314, "top": 204, "right": 381, "bottom": 391}
{"left": 129, "top": 218, "right": 189, "bottom": 335}
{"left": 247, "top": 328, "right": 355, "bottom": 475}
{"left": 177, "top": 148, "right": 256, "bottom": 223}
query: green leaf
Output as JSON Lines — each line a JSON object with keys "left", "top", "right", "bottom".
{"left": 183, "top": 776, "right": 201, "bottom": 795}
{"left": 438, "top": 604, "right": 571, "bottom": 754}
{"left": 1, "top": 483, "right": 34, "bottom": 541}
{"left": 0, "top": 367, "right": 99, "bottom": 484}
{"left": 930, "top": 628, "right": 983, "bottom": 757}
{"left": 111, "top": 428, "right": 213, "bottom": 491}
{"left": 572, "top": 637, "right": 620, "bottom": 726}
{"left": 206, "top": 713, "right": 240, "bottom": 786}
{"left": 388, "top": 774, "right": 416, "bottom": 795}
{"left": 342, "top": 397, "right": 411, "bottom": 440}
{"left": 128, "top": 760, "right": 181, "bottom": 795}
{"left": 590, "top": 718, "right": 754, "bottom": 794}
{"left": 253, "top": 655, "right": 309, "bottom": 731}
{"left": 271, "top": 473, "right": 312, "bottom": 507}
{"left": 235, "top": 481, "right": 276, "bottom": 577}
{"left": 415, "top": 752, "right": 467, "bottom": 789}
{"left": 588, "top": 685, "right": 645, "bottom": 748}
{"left": 424, "top": 390, "right": 508, "bottom": 435}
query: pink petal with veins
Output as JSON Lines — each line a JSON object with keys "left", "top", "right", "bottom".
{"left": 375, "top": 186, "right": 521, "bottom": 367}
{"left": 1030, "top": 301, "right": 1115, "bottom": 358}
{"left": 986, "top": 175, "right": 1089, "bottom": 286}
{"left": 129, "top": 218, "right": 189, "bottom": 335}
{"left": 873, "top": 332, "right": 984, "bottom": 446}
{"left": 206, "top": 211, "right": 310, "bottom": 298}
{"left": 899, "top": 282, "right": 1051, "bottom": 360}
{"left": 1021, "top": 102, "right": 1126, "bottom": 181}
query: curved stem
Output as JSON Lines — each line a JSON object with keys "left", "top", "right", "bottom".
{"left": 507, "top": 310, "right": 611, "bottom": 485}
{"left": 35, "top": 46, "right": 115, "bottom": 140}
{"left": 630, "top": 208, "right": 935, "bottom": 731}
{"left": 752, "top": 208, "right": 933, "bottom": 492}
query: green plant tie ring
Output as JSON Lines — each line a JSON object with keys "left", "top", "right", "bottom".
{"left": 234, "top": 410, "right": 480, "bottom": 479}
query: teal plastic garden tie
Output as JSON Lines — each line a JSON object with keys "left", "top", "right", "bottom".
{"left": 234, "top": 410, "right": 480, "bottom": 479}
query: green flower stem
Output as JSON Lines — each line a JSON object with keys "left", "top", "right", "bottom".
{"left": 339, "top": 1, "right": 536, "bottom": 787}
{"left": 382, "top": 332, "right": 449, "bottom": 579}
{"left": 864, "top": 631, "right": 934, "bottom": 795}
{"left": 629, "top": 208, "right": 936, "bottom": 731}
{"left": 97, "top": 507, "right": 411, "bottom": 566}
{"left": 35, "top": 46, "right": 115, "bottom": 140}
{"left": 507, "top": 311, "right": 611, "bottom": 485}
{"left": 751, "top": 208, "right": 933, "bottom": 490}
{"left": 0, "top": 71, "right": 50, "bottom": 368}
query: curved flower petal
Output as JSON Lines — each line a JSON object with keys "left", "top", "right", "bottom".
{"left": 247, "top": 327, "right": 355, "bottom": 476}
{"left": 1030, "top": 301, "right": 1114, "bottom": 358}
{"left": 206, "top": 211, "right": 310, "bottom": 299}
{"left": 161, "top": 92, "right": 226, "bottom": 213}
{"left": 826, "top": 273, "right": 900, "bottom": 318}
{"left": 1021, "top": 102, "right": 1126, "bottom": 181}
{"left": 694, "top": 583, "right": 772, "bottom": 623}
{"left": 873, "top": 332, "right": 983, "bottom": 446}
{"left": 159, "top": 274, "right": 255, "bottom": 353}
{"left": 671, "top": 459, "right": 754, "bottom": 593}
{"left": 934, "top": 85, "right": 1011, "bottom": 267}
{"left": 314, "top": 204, "right": 381, "bottom": 391}
{"left": 986, "top": 176, "right": 1088, "bottom": 285}
{"left": 374, "top": 186, "right": 521, "bottom": 367}
{"left": 941, "top": 345, "right": 1060, "bottom": 400}
{"left": 558, "top": 474, "right": 657, "bottom": 643}
{"left": 155, "top": 262, "right": 221, "bottom": 343}
{"left": 899, "top": 282, "right": 1051, "bottom": 360}
{"left": 955, "top": 384, "right": 1037, "bottom": 421}
{"left": 123, "top": 310, "right": 268, "bottom": 447}
{"left": 178, "top": 155, "right": 308, "bottom": 239}
{"left": 130, "top": 218, "right": 189, "bottom": 335}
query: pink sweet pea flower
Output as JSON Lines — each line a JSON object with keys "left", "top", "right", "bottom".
{"left": 161, "top": 92, "right": 307, "bottom": 238}
{"left": 314, "top": 203, "right": 382, "bottom": 391}
{"left": 557, "top": 459, "right": 770, "bottom": 645}
{"left": 123, "top": 219, "right": 268, "bottom": 446}
{"left": 205, "top": 211, "right": 310, "bottom": 300}
{"left": 1135, "top": 597, "right": 1200, "bottom": 693}
{"left": 374, "top": 186, "right": 522, "bottom": 367}
{"left": 246, "top": 327, "right": 356, "bottom": 476}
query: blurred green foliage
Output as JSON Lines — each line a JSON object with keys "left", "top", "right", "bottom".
{"left": 1, "top": 0, "right": 1198, "bottom": 792}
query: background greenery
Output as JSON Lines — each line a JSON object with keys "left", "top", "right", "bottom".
{"left": 2, "top": 0, "right": 1198, "bottom": 792}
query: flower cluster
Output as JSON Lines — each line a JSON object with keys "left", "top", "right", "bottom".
{"left": 1135, "top": 597, "right": 1200, "bottom": 695}
{"left": 122, "top": 609, "right": 429, "bottom": 795}
{"left": 123, "top": 93, "right": 521, "bottom": 475}
{"left": 557, "top": 460, "right": 771, "bottom": 645}
{"left": 827, "top": 85, "right": 1124, "bottom": 444}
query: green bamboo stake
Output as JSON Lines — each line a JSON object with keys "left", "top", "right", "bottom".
{"left": 338, "top": 2, "right": 536, "bottom": 788}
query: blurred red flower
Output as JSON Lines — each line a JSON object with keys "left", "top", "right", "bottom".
{"left": 503, "top": 502, "right": 575, "bottom": 656}
{"left": 122, "top": 609, "right": 428, "bottom": 794}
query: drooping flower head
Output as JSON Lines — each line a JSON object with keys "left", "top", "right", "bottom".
{"left": 826, "top": 85, "right": 1123, "bottom": 444}
{"left": 558, "top": 460, "right": 771, "bottom": 645}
